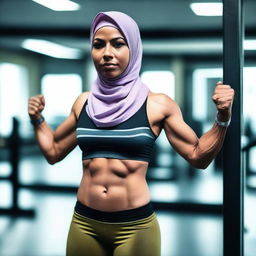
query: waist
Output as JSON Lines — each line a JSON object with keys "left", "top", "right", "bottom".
{"left": 78, "top": 158, "right": 150, "bottom": 211}
{"left": 74, "top": 200, "right": 155, "bottom": 222}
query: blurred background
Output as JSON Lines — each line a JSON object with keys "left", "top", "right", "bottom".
{"left": 0, "top": 0, "right": 256, "bottom": 255}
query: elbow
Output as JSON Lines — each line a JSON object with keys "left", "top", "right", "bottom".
{"left": 188, "top": 154, "right": 210, "bottom": 170}
{"left": 46, "top": 156, "right": 58, "bottom": 165}
{"left": 47, "top": 158, "right": 57, "bottom": 165}
{"left": 44, "top": 152, "right": 60, "bottom": 165}
{"left": 192, "top": 162, "right": 209, "bottom": 170}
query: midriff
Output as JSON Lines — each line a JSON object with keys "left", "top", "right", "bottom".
{"left": 77, "top": 158, "right": 151, "bottom": 212}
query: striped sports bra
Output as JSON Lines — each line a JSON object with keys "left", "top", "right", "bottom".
{"left": 76, "top": 98, "right": 157, "bottom": 162}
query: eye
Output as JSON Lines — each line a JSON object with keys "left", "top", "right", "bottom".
{"left": 93, "top": 41, "right": 105, "bottom": 49}
{"left": 113, "top": 41, "right": 127, "bottom": 48}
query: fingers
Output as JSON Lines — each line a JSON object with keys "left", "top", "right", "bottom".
{"left": 212, "top": 91, "right": 234, "bottom": 101}
{"left": 39, "top": 94, "right": 45, "bottom": 103}
{"left": 28, "top": 94, "right": 45, "bottom": 119}
{"left": 212, "top": 81, "right": 234, "bottom": 98}
{"left": 212, "top": 81, "right": 235, "bottom": 113}
{"left": 38, "top": 95, "right": 45, "bottom": 106}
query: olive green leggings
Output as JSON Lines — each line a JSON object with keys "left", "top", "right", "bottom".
{"left": 66, "top": 211, "right": 161, "bottom": 256}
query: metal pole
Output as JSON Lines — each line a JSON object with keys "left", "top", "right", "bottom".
{"left": 10, "top": 117, "right": 20, "bottom": 209}
{"left": 223, "top": 0, "right": 244, "bottom": 255}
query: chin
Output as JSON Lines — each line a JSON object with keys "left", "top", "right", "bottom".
{"left": 102, "top": 72, "right": 120, "bottom": 79}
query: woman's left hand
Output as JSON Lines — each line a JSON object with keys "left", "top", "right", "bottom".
{"left": 212, "top": 81, "right": 235, "bottom": 121}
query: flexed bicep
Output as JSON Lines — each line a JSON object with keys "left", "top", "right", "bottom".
{"left": 163, "top": 102, "right": 199, "bottom": 163}
{"left": 163, "top": 97, "right": 229, "bottom": 169}
{"left": 30, "top": 92, "right": 89, "bottom": 164}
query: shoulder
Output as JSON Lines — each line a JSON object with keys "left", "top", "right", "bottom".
{"left": 72, "top": 92, "right": 90, "bottom": 119}
{"left": 148, "top": 91, "right": 180, "bottom": 119}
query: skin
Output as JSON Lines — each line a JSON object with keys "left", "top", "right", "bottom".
{"left": 28, "top": 27, "right": 235, "bottom": 212}
{"left": 91, "top": 26, "right": 130, "bottom": 79}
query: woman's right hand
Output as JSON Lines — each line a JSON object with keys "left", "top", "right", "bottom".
{"left": 28, "top": 94, "right": 45, "bottom": 120}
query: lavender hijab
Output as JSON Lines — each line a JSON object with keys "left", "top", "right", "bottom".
{"left": 86, "top": 11, "right": 149, "bottom": 127}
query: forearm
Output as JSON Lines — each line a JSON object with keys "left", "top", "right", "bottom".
{"left": 191, "top": 122, "right": 228, "bottom": 169}
{"left": 28, "top": 94, "right": 79, "bottom": 164}
{"left": 33, "top": 121, "right": 59, "bottom": 164}
{"left": 33, "top": 117, "right": 77, "bottom": 164}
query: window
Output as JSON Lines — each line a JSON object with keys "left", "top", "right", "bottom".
{"left": 244, "top": 67, "right": 256, "bottom": 173}
{"left": 0, "top": 63, "right": 29, "bottom": 137}
{"left": 244, "top": 67, "right": 256, "bottom": 132}
{"left": 41, "top": 74, "right": 82, "bottom": 126}
{"left": 192, "top": 68, "right": 223, "bottom": 121}
{"left": 141, "top": 71, "right": 175, "bottom": 98}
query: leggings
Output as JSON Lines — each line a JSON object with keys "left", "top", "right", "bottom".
{"left": 66, "top": 201, "right": 161, "bottom": 256}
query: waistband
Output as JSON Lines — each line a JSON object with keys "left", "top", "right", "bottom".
{"left": 74, "top": 200, "right": 154, "bottom": 223}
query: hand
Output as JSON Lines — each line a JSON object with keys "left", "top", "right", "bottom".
{"left": 212, "top": 81, "right": 235, "bottom": 121}
{"left": 28, "top": 95, "right": 45, "bottom": 120}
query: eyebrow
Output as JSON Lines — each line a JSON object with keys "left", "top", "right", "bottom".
{"left": 93, "top": 37, "right": 126, "bottom": 42}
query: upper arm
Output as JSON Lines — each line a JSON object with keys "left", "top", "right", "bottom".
{"left": 161, "top": 96, "right": 199, "bottom": 162}
{"left": 149, "top": 93, "right": 225, "bottom": 169}
{"left": 51, "top": 92, "right": 89, "bottom": 161}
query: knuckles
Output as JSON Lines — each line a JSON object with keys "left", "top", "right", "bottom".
{"left": 213, "top": 88, "right": 235, "bottom": 98}
{"left": 212, "top": 88, "right": 235, "bottom": 108}
{"left": 28, "top": 95, "right": 45, "bottom": 117}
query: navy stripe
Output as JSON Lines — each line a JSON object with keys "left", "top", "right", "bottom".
{"left": 76, "top": 97, "right": 157, "bottom": 162}
{"left": 77, "top": 127, "right": 152, "bottom": 132}
{"left": 76, "top": 127, "right": 156, "bottom": 139}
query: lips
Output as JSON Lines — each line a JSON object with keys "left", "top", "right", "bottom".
{"left": 102, "top": 63, "right": 118, "bottom": 68}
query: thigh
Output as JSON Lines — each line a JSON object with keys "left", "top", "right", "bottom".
{"left": 113, "top": 214, "right": 161, "bottom": 256}
{"left": 66, "top": 213, "right": 108, "bottom": 256}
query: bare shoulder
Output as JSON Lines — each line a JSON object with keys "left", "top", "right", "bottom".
{"left": 72, "top": 91, "right": 90, "bottom": 119}
{"left": 148, "top": 91, "right": 180, "bottom": 119}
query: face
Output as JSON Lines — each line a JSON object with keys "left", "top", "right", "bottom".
{"left": 92, "top": 26, "right": 130, "bottom": 79}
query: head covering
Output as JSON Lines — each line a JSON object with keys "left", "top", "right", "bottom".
{"left": 86, "top": 11, "right": 149, "bottom": 127}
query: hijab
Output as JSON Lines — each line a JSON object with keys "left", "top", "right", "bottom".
{"left": 86, "top": 11, "right": 149, "bottom": 127}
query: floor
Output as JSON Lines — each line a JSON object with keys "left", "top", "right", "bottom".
{"left": 0, "top": 147, "right": 255, "bottom": 256}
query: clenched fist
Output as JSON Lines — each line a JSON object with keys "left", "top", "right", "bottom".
{"left": 212, "top": 81, "right": 235, "bottom": 121}
{"left": 28, "top": 95, "right": 45, "bottom": 121}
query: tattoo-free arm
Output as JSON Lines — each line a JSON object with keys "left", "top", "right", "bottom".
{"left": 163, "top": 99, "right": 228, "bottom": 169}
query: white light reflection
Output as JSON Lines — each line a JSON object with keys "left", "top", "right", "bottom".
{"left": 32, "top": 0, "right": 80, "bottom": 11}
{"left": 22, "top": 39, "right": 83, "bottom": 59}
{"left": 190, "top": 3, "right": 223, "bottom": 16}
{"left": 149, "top": 182, "right": 178, "bottom": 202}
{"left": 141, "top": 71, "right": 175, "bottom": 99}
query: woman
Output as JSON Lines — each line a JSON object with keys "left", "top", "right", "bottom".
{"left": 28, "top": 11, "right": 234, "bottom": 256}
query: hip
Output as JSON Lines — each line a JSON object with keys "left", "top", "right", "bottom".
{"left": 67, "top": 201, "right": 161, "bottom": 255}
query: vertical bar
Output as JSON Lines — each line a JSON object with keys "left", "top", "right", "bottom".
{"left": 10, "top": 117, "right": 20, "bottom": 209}
{"left": 223, "top": 0, "right": 244, "bottom": 255}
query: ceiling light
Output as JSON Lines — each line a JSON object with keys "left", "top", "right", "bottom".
{"left": 190, "top": 3, "right": 223, "bottom": 16}
{"left": 32, "top": 0, "right": 80, "bottom": 11}
{"left": 22, "top": 39, "right": 83, "bottom": 59}
{"left": 244, "top": 40, "right": 256, "bottom": 50}
{"left": 142, "top": 39, "right": 222, "bottom": 54}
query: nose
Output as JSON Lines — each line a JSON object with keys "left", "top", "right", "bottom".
{"left": 103, "top": 44, "right": 113, "bottom": 61}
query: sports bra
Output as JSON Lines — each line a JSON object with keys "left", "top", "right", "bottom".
{"left": 76, "top": 98, "right": 157, "bottom": 162}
